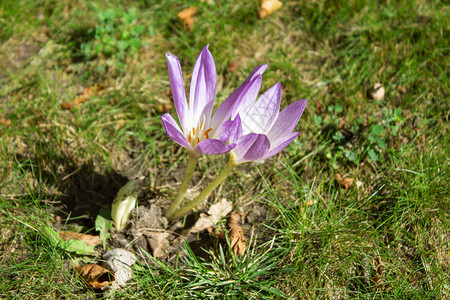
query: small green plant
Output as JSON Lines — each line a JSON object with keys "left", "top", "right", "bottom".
{"left": 316, "top": 103, "right": 358, "bottom": 168}
{"left": 80, "top": 7, "right": 147, "bottom": 66}
{"left": 318, "top": 104, "right": 404, "bottom": 166}
{"left": 365, "top": 108, "right": 403, "bottom": 162}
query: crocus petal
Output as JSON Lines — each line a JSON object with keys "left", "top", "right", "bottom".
{"left": 262, "top": 132, "right": 300, "bottom": 160}
{"left": 240, "top": 82, "right": 281, "bottom": 134}
{"left": 229, "top": 75, "right": 263, "bottom": 120}
{"left": 194, "top": 139, "right": 236, "bottom": 155}
{"left": 166, "top": 53, "right": 189, "bottom": 134}
{"left": 212, "top": 114, "right": 242, "bottom": 144}
{"left": 210, "top": 65, "right": 267, "bottom": 130}
{"left": 161, "top": 114, "right": 192, "bottom": 149}
{"left": 267, "top": 99, "right": 307, "bottom": 146}
{"left": 190, "top": 45, "right": 217, "bottom": 125}
{"left": 236, "top": 134, "right": 270, "bottom": 163}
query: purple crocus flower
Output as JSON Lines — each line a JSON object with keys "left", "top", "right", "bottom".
{"left": 228, "top": 80, "right": 307, "bottom": 164}
{"left": 161, "top": 45, "right": 267, "bottom": 157}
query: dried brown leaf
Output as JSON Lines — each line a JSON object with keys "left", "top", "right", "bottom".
{"left": 58, "top": 231, "right": 101, "bottom": 246}
{"left": 336, "top": 174, "right": 354, "bottom": 190}
{"left": 177, "top": 7, "right": 198, "bottom": 31}
{"left": 155, "top": 103, "right": 173, "bottom": 114}
{"left": 60, "top": 102, "right": 73, "bottom": 109}
{"left": 367, "top": 83, "right": 385, "bottom": 101}
{"left": 189, "top": 198, "right": 233, "bottom": 234}
{"left": 305, "top": 199, "right": 317, "bottom": 207}
{"left": 259, "top": 0, "right": 283, "bottom": 19}
{"left": 0, "top": 115, "right": 11, "bottom": 126}
{"left": 190, "top": 213, "right": 216, "bottom": 233}
{"left": 62, "top": 85, "right": 103, "bottom": 110}
{"left": 103, "top": 249, "right": 137, "bottom": 287}
{"left": 143, "top": 231, "right": 169, "bottom": 258}
{"left": 74, "top": 85, "right": 103, "bottom": 105}
{"left": 208, "top": 198, "right": 233, "bottom": 221}
{"left": 183, "top": 16, "right": 194, "bottom": 31}
{"left": 228, "top": 61, "right": 238, "bottom": 72}
{"left": 228, "top": 213, "right": 246, "bottom": 256}
{"left": 315, "top": 101, "right": 324, "bottom": 114}
{"left": 76, "top": 264, "right": 115, "bottom": 289}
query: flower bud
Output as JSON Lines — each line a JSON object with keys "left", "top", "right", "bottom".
{"left": 111, "top": 179, "right": 139, "bottom": 231}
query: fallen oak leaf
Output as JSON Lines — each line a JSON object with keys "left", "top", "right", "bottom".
{"left": 58, "top": 231, "right": 101, "bottom": 246}
{"left": 336, "top": 174, "right": 354, "bottom": 190}
{"left": 73, "top": 85, "right": 103, "bottom": 106}
{"left": 155, "top": 103, "right": 173, "bottom": 114}
{"left": 315, "top": 101, "right": 324, "bottom": 114}
{"left": 0, "top": 115, "right": 11, "bottom": 126}
{"left": 208, "top": 198, "right": 234, "bottom": 223}
{"left": 143, "top": 230, "right": 170, "bottom": 258}
{"left": 60, "top": 102, "right": 73, "bottom": 109}
{"left": 61, "top": 84, "right": 103, "bottom": 110}
{"left": 188, "top": 212, "right": 215, "bottom": 234}
{"left": 76, "top": 264, "right": 115, "bottom": 289}
{"left": 177, "top": 6, "right": 198, "bottom": 31}
{"left": 188, "top": 198, "right": 233, "bottom": 234}
{"left": 44, "top": 227, "right": 95, "bottom": 254}
{"left": 228, "top": 60, "right": 239, "bottom": 72}
{"left": 259, "top": 0, "right": 283, "bottom": 19}
{"left": 102, "top": 249, "right": 137, "bottom": 287}
{"left": 228, "top": 213, "right": 246, "bottom": 256}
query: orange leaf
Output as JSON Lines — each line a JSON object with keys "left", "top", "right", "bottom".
{"left": 336, "top": 174, "right": 354, "bottom": 190}
{"left": 73, "top": 85, "right": 103, "bottom": 105}
{"left": 259, "top": 0, "right": 283, "bottom": 19}
{"left": 58, "top": 231, "right": 101, "bottom": 246}
{"left": 60, "top": 102, "right": 73, "bottom": 110}
{"left": 177, "top": 7, "right": 198, "bottom": 31}
{"left": 228, "top": 213, "right": 246, "bottom": 256}
{"left": 0, "top": 115, "right": 11, "bottom": 126}
{"left": 155, "top": 103, "right": 174, "bottom": 114}
{"left": 76, "top": 264, "right": 115, "bottom": 289}
{"left": 62, "top": 85, "right": 103, "bottom": 110}
{"left": 228, "top": 61, "right": 239, "bottom": 72}
{"left": 143, "top": 231, "right": 169, "bottom": 258}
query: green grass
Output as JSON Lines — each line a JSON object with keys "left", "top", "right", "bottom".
{"left": 1, "top": 0, "right": 449, "bottom": 298}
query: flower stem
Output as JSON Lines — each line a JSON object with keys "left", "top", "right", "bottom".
{"left": 167, "top": 154, "right": 236, "bottom": 221}
{"left": 164, "top": 151, "right": 199, "bottom": 219}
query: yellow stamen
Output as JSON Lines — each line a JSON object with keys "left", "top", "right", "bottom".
{"left": 197, "top": 137, "right": 200, "bottom": 144}
{"left": 188, "top": 131, "right": 192, "bottom": 143}
{"left": 200, "top": 120, "right": 204, "bottom": 131}
{"left": 192, "top": 127, "right": 196, "bottom": 136}
{"left": 204, "top": 128, "right": 212, "bottom": 139}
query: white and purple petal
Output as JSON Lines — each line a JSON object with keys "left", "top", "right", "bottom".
{"left": 261, "top": 131, "right": 300, "bottom": 160}
{"left": 214, "top": 115, "right": 242, "bottom": 143}
{"left": 166, "top": 53, "right": 190, "bottom": 134}
{"left": 266, "top": 99, "right": 307, "bottom": 146}
{"left": 210, "top": 65, "right": 267, "bottom": 130}
{"left": 229, "top": 75, "right": 262, "bottom": 121}
{"left": 236, "top": 134, "right": 270, "bottom": 163}
{"left": 240, "top": 82, "right": 281, "bottom": 134}
{"left": 194, "top": 139, "right": 236, "bottom": 155}
{"left": 189, "top": 45, "right": 217, "bottom": 125}
{"left": 161, "top": 114, "right": 192, "bottom": 149}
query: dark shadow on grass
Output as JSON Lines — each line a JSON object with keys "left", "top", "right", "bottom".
{"left": 15, "top": 152, "right": 128, "bottom": 228}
